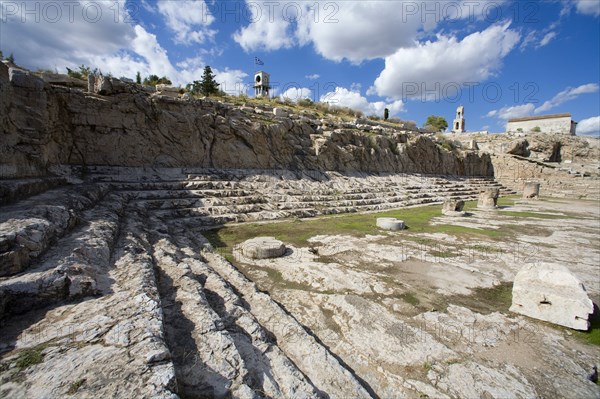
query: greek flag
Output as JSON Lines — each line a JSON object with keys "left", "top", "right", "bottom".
{"left": 255, "top": 57, "right": 264, "bottom": 65}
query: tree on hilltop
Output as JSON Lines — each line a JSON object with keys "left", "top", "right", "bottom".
{"left": 66, "top": 64, "right": 99, "bottom": 80}
{"left": 187, "top": 66, "right": 220, "bottom": 97}
{"left": 424, "top": 115, "right": 448, "bottom": 132}
{"left": 143, "top": 74, "right": 172, "bottom": 86}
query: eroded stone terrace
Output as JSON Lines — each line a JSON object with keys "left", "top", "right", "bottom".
{"left": 0, "top": 167, "right": 515, "bottom": 398}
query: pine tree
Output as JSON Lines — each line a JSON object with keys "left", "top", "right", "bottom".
{"left": 199, "top": 66, "right": 219, "bottom": 96}
{"left": 7, "top": 53, "right": 14, "bottom": 64}
{"left": 136, "top": 71, "right": 141, "bottom": 84}
{"left": 424, "top": 115, "right": 448, "bottom": 132}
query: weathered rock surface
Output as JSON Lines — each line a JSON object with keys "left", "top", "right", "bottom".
{"left": 506, "top": 138, "right": 530, "bottom": 157}
{"left": 0, "top": 70, "right": 493, "bottom": 179}
{"left": 510, "top": 263, "right": 594, "bottom": 330}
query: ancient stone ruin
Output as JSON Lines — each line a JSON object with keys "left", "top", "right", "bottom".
{"left": 477, "top": 188, "right": 499, "bottom": 209}
{"left": 523, "top": 182, "right": 541, "bottom": 199}
{"left": 240, "top": 237, "right": 287, "bottom": 259}
{"left": 442, "top": 199, "right": 466, "bottom": 216}
{"left": 510, "top": 263, "right": 594, "bottom": 330}
{"left": 376, "top": 217, "right": 405, "bottom": 231}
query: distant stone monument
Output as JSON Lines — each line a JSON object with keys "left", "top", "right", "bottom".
{"left": 384, "top": 108, "right": 389, "bottom": 121}
{"left": 477, "top": 188, "right": 499, "bottom": 209}
{"left": 254, "top": 71, "right": 271, "bottom": 98}
{"left": 442, "top": 199, "right": 466, "bottom": 216}
{"left": 523, "top": 182, "right": 540, "bottom": 199}
{"left": 452, "top": 106, "right": 465, "bottom": 133}
{"left": 376, "top": 218, "right": 405, "bottom": 231}
{"left": 241, "top": 237, "right": 286, "bottom": 259}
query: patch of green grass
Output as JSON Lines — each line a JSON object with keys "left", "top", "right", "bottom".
{"left": 497, "top": 195, "right": 519, "bottom": 207}
{"left": 445, "top": 282, "right": 513, "bottom": 314}
{"left": 429, "top": 250, "right": 459, "bottom": 258}
{"left": 468, "top": 244, "right": 505, "bottom": 253}
{"left": 400, "top": 292, "right": 421, "bottom": 306}
{"left": 67, "top": 379, "right": 86, "bottom": 394}
{"left": 499, "top": 211, "right": 566, "bottom": 219}
{"left": 434, "top": 224, "right": 506, "bottom": 239}
{"left": 15, "top": 346, "right": 46, "bottom": 370}
{"left": 572, "top": 306, "right": 600, "bottom": 346}
{"left": 203, "top": 203, "right": 516, "bottom": 260}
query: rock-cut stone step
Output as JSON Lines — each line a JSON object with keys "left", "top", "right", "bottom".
{"left": 0, "top": 184, "right": 110, "bottom": 277}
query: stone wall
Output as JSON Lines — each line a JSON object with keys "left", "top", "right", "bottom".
{"left": 0, "top": 65, "right": 493, "bottom": 179}
{"left": 507, "top": 115, "right": 575, "bottom": 135}
{"left": 492, "top": 154, "right": 600, "bottom": 199}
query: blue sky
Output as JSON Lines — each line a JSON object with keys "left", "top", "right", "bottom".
{"left": 1, "top": 0, "right": 599, "bottom": 134}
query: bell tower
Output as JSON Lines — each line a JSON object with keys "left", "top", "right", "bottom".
{"left": 452, "top": 106, "right": 466, "bottom": 133}
{"left": 254, "top": 71, "right": 270, "bottom": 98}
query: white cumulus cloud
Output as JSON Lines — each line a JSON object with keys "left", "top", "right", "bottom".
{"left": 0, "top": 1, "right": 245, "bottom": 88}
{"left": 320, "top": 87, "right": 404, "bottom": 117}
{"left": 232, "top": 1, "right": 294, "bottom": 51}
{"left": 373, "top": 22, "right": 520, "bottom": 100}
{"left": 297, "top": 0, "right": 510, "bottom": 63}
{"left": 215, "top": 69, "right": 249, "bottom": 96}
{"left": 157, "top": 0, "right": 216, "bottom": 45}
{"left": 280, "top": 87, "right": 313, "bottom": 102}
{"left": 486, "top": 104, "right": 536, "bottom": 120}
{"left": 538, "top": 31, "right": 557, "bottom": 47}
{"left": 0, "top": 0, "right": 135, "bottom": 71}
{"left": 575, "top": 0, "right": 600, "bottom": 16}
{"left": 577, "top": 116, "right": 600, "bottom": 135}
{"left": 535, "top": 83, "right": 599, "bottom": 113}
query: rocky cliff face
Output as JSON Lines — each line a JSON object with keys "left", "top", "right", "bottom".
{"left": 0, "top": 63, "right": 492, "bottom": 178}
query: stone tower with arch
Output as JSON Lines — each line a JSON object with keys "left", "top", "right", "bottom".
{"left": 452, "top": 106, "right": 466, "bottom": 133}
{"left": 254, "top": 71, "right": 271, "bottom": 98}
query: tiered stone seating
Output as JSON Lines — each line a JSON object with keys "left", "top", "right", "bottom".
{"left": 0, "top": 166, "right": 521, "bottom": 397}
{"left": 0, "top": 166, "right": 514, "bottom": 316}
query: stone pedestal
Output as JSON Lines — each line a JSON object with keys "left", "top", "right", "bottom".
{"left": 477, "top": 188, "right": 499, "bottom": 209}
{"left": 442, "top": 199, "right": 465, "bottom": 216}
{"left": 510, "top": 263, "right": 594, "bottom": 330}
{"left": 523, "top": 182, "right": 540, "bottom": 199}
{"left": 241, "top": 237, "right": 287, "bottom": 259}
{"left": 376, "top": 218, "right": 405, "bottom": 231}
